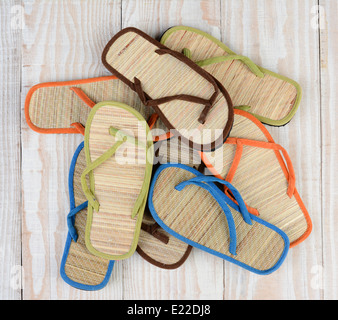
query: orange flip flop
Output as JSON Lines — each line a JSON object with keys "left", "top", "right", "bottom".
{"left": 25, "top": 76, "right": 170, "bottom": 141}
{"left": 200, "top": 110, "right": 312, "bottom": 248}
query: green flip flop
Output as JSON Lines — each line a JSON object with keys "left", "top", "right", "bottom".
{"left": 161, "top": 26, "right": 302, "bottom": 126}
{"left": 82, "top": 101, "right": 154, "bottom": 260}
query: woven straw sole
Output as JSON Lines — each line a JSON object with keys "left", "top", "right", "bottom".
{"left": 102, "top": 27, "right": 234, "bottom": 151}
{"left": 161, "top": 26, "right": 302, "bottom": 126}
{"left": 84, "top": 102, "right": 153, "bottom": 260}
{"left": 60, "top": 143, "right": 114, "bottom": 290}
{"left": 148, "top": 164, "right": 289, "bottom": 275}
{"left": 156, "top": 136, "right": 202, "bottom": 167}
{"left": 25, "top": 76, "right": 169, "bottom": 140}
{"left": 200, "top": 110, "right": 312, "bottom": 247}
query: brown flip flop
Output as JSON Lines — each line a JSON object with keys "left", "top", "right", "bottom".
{"left": 102, "top": 27, "right": 234, "bottom": 152}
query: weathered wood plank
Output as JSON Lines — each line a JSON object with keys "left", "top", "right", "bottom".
{"left": 0, "top": 0, "right": 23, "bottom": 300}
{"left": 319, "top": 0, "right": 338, "bottom": 300}
{"left": 14, "top": 0, "right": 336, "bottom": 300}
{"left": 21, "top": 0, "right": 123, "bottom": 300}
{"left": 220, "top": 0, "right": 322, "bottom": 300}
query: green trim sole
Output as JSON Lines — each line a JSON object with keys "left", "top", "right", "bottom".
{"left": 160, "top": 26, "right": 302, "bottom": 127}
{"left": 83, "top": 101, "right": 154, "bottom": 260}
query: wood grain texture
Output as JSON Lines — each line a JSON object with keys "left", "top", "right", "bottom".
{"left": 220, "top": 0, "right": 323, "bottom": 300}
{"left": 0, "top": 0, "right": 22, "bottom": 300}
{"left": 0, "top": 0, "right": 334, "bottom": 300}
{"left": 21, "top": 0, "right": 123, "bottom": 300}
{"left": 319, "top": 0, "right": 338, "bottom": 300}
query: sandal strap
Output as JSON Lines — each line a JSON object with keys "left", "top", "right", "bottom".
{"left": 70, "top": 87, "right": 96, "bottom": 108}
{"left": 81, "top": 128, "right": 145, "bottom": 216}
{"left": 68, "top": 88, "right": 96, "bottom": 135}
{"left": 182, "top": 48, "right": 265, "bottom": 78}
{"left": 177, "top": 175, "right": 252, "bottom": 225}
{"left": 225, "top": 138, "right": 296, "bottom": 198}
{"left": 174, "top": 176, "right": 252, "bottom": 256}
{"left": 67, "top": 201, "right": 88, "bottom": 242}
{"left": 141, "top": 222, "right": 169, "bottom": 244}
{"left": 133, "top": 78, "right": 216, "bottom": 125}
{"left": 131, "top": 47, "right": 220, "bottom": 125}
{"left": 71, "top": 122, "right": 85, "bottom": 136}
{"left": 147, "top": 113, "right": 160, "bottom": 130}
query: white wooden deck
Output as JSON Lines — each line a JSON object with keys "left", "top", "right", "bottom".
{"left": 0, "top": 0, "right": 336, "bottom": 300}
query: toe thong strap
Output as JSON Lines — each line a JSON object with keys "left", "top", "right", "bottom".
{"left": 71, "top": 122, "right": 86, "bottom": 136}
{"left": 81, "top": 127, "right": 147, "bottom": 217}
{"left": 225, "top": 138, "right": 296, "bottom": 198}
{"left": 70, "top": 87, "right": 96, "bottom": 109}
{"left": 81, "top": 138, "right": 126, "bottom": 212}
{"left": 182, "top": 48, "right": 265, "bottom": 78}
{"left": 67, "top": 201, "right": 88, "bottom": 242}
{"left": 174, "top": 177, "right": 248, "bottom": 256}
{"left": 176, "top": 176, "right": 252, "bottom": 225}
{"left": 131, "top": 47, "right": 221, "bottom": 125}
{"left": 141, "top": 222, "right": 169, "bottom": 244}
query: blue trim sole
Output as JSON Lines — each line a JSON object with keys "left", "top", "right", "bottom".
{"left": 60, "top": 142, "right": 115, "bottom": 291}
{"left": 148, "top": 163, "right": 290, "bottom": 275}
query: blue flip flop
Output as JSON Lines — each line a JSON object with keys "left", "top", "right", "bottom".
{"left": 148, "top": 163, "right": 290, "bottom": 275}
{"left": 60, "top": 142, "right": 114, "bottom": 291}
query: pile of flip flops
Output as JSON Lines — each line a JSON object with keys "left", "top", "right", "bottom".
{"left": 25, "top": 26, "right": 312, "bottom": 291}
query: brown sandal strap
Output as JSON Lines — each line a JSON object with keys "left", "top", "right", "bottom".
{"left": 133, "top": 77, "right": 211, "bottom": 106}
{"left": 131, "top": 47, "right": 220, "bottom": 125}
{"left": 133, "top": 77, "right": 215, "bottom": 125}
{"left": 141, "top": 222, "right": 169, "bottom": 244}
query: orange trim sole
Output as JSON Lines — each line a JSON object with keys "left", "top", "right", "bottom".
{"left": 199, "top": 109, "right": 312, "bottom": 249}
{"left": 25, "top": 76, "right": 118, "bottom": 135}
{"left": 25, "top": 76, "right": 172, "bottom": 142}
